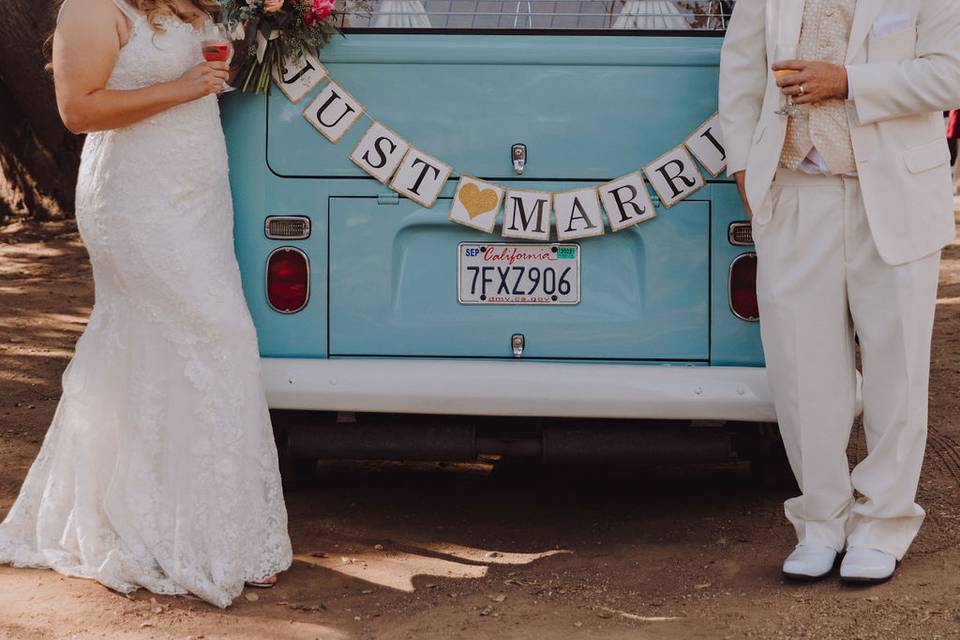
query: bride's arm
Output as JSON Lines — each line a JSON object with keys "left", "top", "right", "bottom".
{"left": 53, "top": 0, "right": 229, "bottom": 134}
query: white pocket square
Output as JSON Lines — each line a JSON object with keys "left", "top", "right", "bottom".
{"left": 873, "top": 14, "right": 913, "bottom": 38}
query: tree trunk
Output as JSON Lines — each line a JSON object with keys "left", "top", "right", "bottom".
{"left": 0, "top": 0, "right": 82, "bottom": 223}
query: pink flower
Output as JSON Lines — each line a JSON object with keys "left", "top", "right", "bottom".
{"left": 304, "top": 0, "right": 335, "bottom": 24}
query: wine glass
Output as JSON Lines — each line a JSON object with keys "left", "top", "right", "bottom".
{"left": 773, "top": 44, "right": 803, "bottom": 118}
{"left": 201, "top": 22, "right": 235, "bottom": 94}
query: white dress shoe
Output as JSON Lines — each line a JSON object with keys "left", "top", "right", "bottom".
{"left": 840, "top": 547, "right": 898, "bottom": 584}
{"left": 782, "top": 545, "right": 839, "bottom": 581}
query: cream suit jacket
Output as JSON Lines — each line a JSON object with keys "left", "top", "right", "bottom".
{"left": 719, "top": 0, "right": 960, "bottom": 265}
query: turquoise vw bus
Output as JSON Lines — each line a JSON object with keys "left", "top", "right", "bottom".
{"left": 220, "top": 1, "right": 793, "bottom": 480}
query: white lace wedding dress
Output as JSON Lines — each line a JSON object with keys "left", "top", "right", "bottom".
{"left": 0, "top": 0, "right": 292, "bottom": 608}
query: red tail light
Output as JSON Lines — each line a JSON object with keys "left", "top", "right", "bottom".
{"left": 729, "top": 253, "right": 759, "bottom": 321}
{"left": 267, "top": 247, "right": 309, "bottom": 313}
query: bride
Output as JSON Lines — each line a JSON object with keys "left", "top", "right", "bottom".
{"left": 0, "top": 0, "right": 292, "bottom": 607}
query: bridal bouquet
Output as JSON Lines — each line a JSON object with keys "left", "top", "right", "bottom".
{"left": 223, "top": 0, "right": 367, "bottom": 94}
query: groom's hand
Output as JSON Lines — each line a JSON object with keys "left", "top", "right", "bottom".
{"left": 773, "top": 60, "right": 849, "bottom": 104}
{"left": 733, "top": 171, "right": 753, "bottom": 220}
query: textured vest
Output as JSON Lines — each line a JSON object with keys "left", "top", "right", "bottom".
{"left": 779, "top": 0, "right": 857, "bottom": 174}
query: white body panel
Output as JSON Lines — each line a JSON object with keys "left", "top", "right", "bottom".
{"left": 261, "top": 358, "right": 791, "bottom": 422}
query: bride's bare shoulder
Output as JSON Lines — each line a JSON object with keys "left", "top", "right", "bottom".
{"left": 57, "top": 0, "right": 128, "bottom": 29}
{"left": 56, "top": 0, "right": 130, "bottom": 45}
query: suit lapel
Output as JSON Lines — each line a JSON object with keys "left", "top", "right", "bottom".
{"left": 769, "top": 0, "right": 806, "bottom": 56}
{"left": 846, "top": 0, "right": 886, "bottom": 62}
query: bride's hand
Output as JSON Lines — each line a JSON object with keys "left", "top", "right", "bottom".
{"left": 175, "top": 62, "right": 230, "bottom": 100}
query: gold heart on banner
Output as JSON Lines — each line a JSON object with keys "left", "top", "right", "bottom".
{"left": 458, "top": 183, "right": 500, "bottom": 219}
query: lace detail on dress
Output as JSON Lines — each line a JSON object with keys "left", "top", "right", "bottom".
{"left": 0, "top": 5, "right": 292, "bottom": 609}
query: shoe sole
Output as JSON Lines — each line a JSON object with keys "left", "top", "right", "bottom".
{"left": 839, "top": 574, "right": 894, "bottom": 586}
{"left": 782, "top": 570, "right": 833, "bottom": 582}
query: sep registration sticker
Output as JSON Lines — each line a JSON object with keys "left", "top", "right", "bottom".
{"left": 457, "top": 243, "right": 581, "bottom": 305}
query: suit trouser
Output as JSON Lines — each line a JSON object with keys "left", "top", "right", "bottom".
{"left": 753, "top": 168, "right": 941, "bottom": 560}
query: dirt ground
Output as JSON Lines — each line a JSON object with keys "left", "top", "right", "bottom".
{"left": 0, "top": 206, "right": 959, "bottom": 640}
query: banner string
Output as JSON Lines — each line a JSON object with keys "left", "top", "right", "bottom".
{"left": 276, "top": 55, "right": 729, "bottom": 238}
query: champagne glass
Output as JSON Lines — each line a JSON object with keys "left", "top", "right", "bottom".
{"left": 773, "top": 44, "right": 803, "bottom": 118}
{"left": 201, "top": 22, "right": 235, "bottom": 93}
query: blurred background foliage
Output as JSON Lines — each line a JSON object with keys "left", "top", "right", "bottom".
{"left": 0, "top": 0, "right": 81, "bottom": 224}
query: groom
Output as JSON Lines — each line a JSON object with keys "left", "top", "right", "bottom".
{"left": 719, "top": 0, "right": 960, "bottom": 583}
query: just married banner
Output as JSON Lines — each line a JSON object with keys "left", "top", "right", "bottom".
{"left": 273, "top": 52, "right": 728, "bottom": 239}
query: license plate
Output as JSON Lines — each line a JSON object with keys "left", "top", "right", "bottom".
{"left": 457, "top": 243, "right": 581, "bottom": 305}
